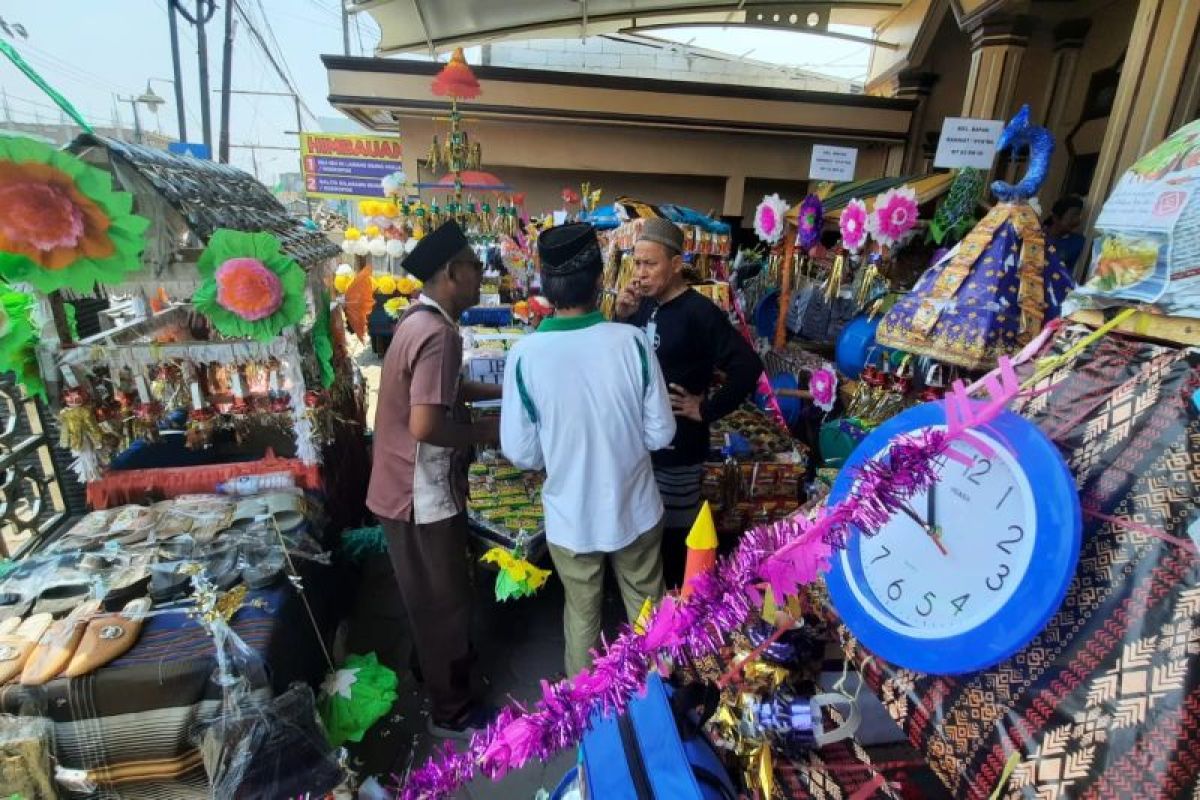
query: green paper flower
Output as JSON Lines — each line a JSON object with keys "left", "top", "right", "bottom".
{"left": 194, "top": 229, "right": 307, "bottom": 343}
{"left": 312, "top": 289, "right": 335, "bottom": 388}
{"left": 0, "top": 135, "right": 149, "bottom": 293}
{"left": 0, "top": 289, "right": 45, "bottom": 399}
{"left": 318, "top": 652, "right": 399, "bottom": 746}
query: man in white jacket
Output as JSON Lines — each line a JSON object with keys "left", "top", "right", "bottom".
{"left": 501, "top": 222, "right": 676, "bottom": 675}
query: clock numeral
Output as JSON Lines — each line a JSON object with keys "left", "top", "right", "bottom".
{"left": 997, "top": 525, "right": 1024, "bottom": 556}
{"left": 995, "top": 485, "right": 1014, "bottom": 510}
{"left": 887, "top": 579, "right": 904, "bottom": 601}
{"left": 951, "top": 593, "right": 970, "bottom": 615}
{"left": 870, "top": 545, "right": 892, "bottom": 565}
{"left": 986, "top": 564, "right": 1011, "bottom": 591}
{"left": 916, "top": 591, "right": 936, "bottom": 617}
{"left": 964, "top": 456, "right": 993, "bottom": 485}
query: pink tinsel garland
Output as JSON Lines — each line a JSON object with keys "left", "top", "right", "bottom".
{"left": 397, "top": 361, "right": 1024, "bottom": 799}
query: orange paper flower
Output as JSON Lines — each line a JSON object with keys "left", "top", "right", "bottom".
{"left": 344, "top": 266, "right": 374, "bottom": 341}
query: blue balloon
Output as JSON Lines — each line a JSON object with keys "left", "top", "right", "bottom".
{"left": 835, "top": 314, "right": 889, "bottom": 379}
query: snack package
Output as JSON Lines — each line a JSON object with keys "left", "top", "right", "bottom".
{"left": 1070, "top": 118, "right": 1200, "bottom": 316}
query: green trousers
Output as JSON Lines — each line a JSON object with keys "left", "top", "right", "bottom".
{"left": 548, "top": 520, "right": 665, "bottom": 676}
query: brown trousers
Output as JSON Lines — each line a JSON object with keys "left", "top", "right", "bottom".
{"left": 380, "top": 512, "right": 472, "bottom": 722}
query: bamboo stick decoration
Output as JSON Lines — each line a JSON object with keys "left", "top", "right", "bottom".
{"left": 773, "top": 226, "right": 796, "bottom": 350}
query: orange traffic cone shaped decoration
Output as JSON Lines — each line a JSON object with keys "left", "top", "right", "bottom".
{"left": 681, "top": 501, "right": 718, "bottom": 598}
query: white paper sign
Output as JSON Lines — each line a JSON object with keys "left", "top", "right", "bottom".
{"left": 809, "top": 145, "right": 858, "bottom": 182}
{"left": 934, "top": 118, "right": 1005, "bottom": 169}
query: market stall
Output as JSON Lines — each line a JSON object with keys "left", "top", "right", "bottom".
{"left": 0, "top": 131, "right": 366, "bottom": 798}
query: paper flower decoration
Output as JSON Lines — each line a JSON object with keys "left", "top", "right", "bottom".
{"left": 194, "top": 229, "right": 306, "bottom": 343}
{"left": 839, "top": 198, "right": 868, "bottom": 252}
{"left": 431, "top": 47, "right": 481, "bottom": 100}
{"left": 0, "top": 290, "right": 44, "bottom": 399}
{"left": 866, "top": 185, "right": 919, "bottom": 248}
{"left": 318, "top": 652, "right": 399, "bottom": 746}
{"left": 481, "top": 546, "right": 552, "bottom": 601}
{"left": 383, "top": 296, "right": 409, "bottom": 318}
{"left": 809, "top": 365, "right": 837, "bottom": 412}
{"left": 561, "top": 187, "right": 581, "bottom": 206}
{"left": 385, "top": 239, "right": 405, "bottom": 258}
{"left": 0, "top": 136, "right": 149, "bottom": 292}
{"left": 796, "top": 194, "right": 824, "bottom": 250}
{"left": 754, "top": 193, "right": 789, "bottom": 244}
{"left": 374, "top": 273, "right": 397, "bottom": 295}
{"left": 343, "top": 227, "right": 361, "bottom": 240}
{"left": 312, "top": 290, "right": 335, "bottom": 389}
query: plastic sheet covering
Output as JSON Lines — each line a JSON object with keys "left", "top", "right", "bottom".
{"left": 830, "top": 327, "right": 1200, "bottom": 798}
{"left": 193, "top": 610, "right": 343, "bottom": 799}
{"left": 0, "top": 714, "right": 56, "bottom": 800}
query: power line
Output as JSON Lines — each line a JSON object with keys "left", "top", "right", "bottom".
{"left": 231, "top": 0, "right": 316, "bottom": 123}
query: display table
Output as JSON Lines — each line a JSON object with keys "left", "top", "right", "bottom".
{"left": 0, "top": 570, "right": 334, "bottom": 799}
{"left": 824, "top": 329, "right": 1200, "bottom": 799}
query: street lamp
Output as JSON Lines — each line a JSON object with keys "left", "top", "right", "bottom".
{"left": 117, "top": 85, "right": 166, "bottom": 145}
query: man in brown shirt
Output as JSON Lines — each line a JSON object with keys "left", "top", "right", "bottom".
{"left": 366, "top": 220, "right": 501, "bottom": 738}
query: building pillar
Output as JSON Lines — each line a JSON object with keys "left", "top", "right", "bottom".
{"left": 1039, "top": 19, "right": 1091, "bottom": 132}
{"left": 961, "top": 15, "right": 1032, "bottom": 120}
{"left": 1085, "top": 0, "right": 1200, "bottom": 232}
{"left": 896, "top": 69, "right": 939, "bottom": 175}
{"left": 722, "top": 174, "right": 745, "bottom": 218}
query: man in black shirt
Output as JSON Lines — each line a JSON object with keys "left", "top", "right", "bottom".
{"left": 615, "top": 217, "right": 764, "bottom": 587}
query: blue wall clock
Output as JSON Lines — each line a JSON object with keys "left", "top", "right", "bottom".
{"left": 825, "top": 401, "right": 1081, "bottom": 675}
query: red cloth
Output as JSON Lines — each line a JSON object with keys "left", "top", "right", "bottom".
{"left": 86, "top": 450, "right": 321, "bottom": 508}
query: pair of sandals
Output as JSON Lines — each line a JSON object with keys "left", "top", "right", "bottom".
{"left": 230, "top": 491, "right": 307, "bottom": 534}
{"left": 0, "top": 597, "right": 152, "bottom": 685}
{"left": 149, "top": 539, "right": 286, "bottom": 602}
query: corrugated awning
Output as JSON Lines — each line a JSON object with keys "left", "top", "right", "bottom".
{"left": 354, "top": 0, "right": 902, "bottom": 56}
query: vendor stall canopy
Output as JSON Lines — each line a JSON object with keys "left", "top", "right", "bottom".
{"left": 66, "top": 135, "right": 340, "bottom": 280}
{"left": 355, "top": 0, "right": 901, "bottom": 56}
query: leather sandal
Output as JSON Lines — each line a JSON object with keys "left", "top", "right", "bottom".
{"left": 21, "top": 600, "right": 101, "bottom": 686}
{"left": 0, "top": 613, "right": 53, "bottom": 684}
{"left": 65, "top": 597, "right": 152, "bottom": 678}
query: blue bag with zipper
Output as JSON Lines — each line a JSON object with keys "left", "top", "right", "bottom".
{"left": 572, "top": 673, "right": 736, "bottom": 800}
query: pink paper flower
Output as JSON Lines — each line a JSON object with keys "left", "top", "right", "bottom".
{"left": 215, "top": 257, "right": 283, "bottom": 321}
{"left": 810, "top": 365, "right": 837, "bottom": 412}
{"left": 754, "top": 193, "right": 789, "bottom": 244}
{"left": 839, "top": 198, "right": 868, "bottom": 252}
{"left": 0, "top": 182, "right": 85, "bottom": 252}
{"left": 866, "top": 185, "right": 919, "bottom": 247}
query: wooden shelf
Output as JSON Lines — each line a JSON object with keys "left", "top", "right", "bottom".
{"left": 1068, "top": 309, "right": 1200, "bottom": 347}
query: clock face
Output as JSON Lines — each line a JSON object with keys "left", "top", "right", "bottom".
{"left": 846, "top": 426, "right": 1037, "bottom": 638}
{"left": 824, "top": 402, "right": 1082, "bottom": 675}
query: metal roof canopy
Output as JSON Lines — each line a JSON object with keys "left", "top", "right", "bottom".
{"left": 354, "top": 0, "right": 903, "bottom": 56}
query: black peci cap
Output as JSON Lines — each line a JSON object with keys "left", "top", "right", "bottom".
{"left": 537, "top": 222, "right": 602, "bottom": 276}
{"left": 401, "top": 220, "right": 469, "bottom": 280}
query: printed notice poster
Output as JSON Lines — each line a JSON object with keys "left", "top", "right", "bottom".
{"left": 300, "top": 133, "right": 404, "bottom": 199}
{"left": 809, "top": 145, "right": 858, "bottom": 182}
{"left": 933, "top": 118, "right": 1004, "bottom": 169}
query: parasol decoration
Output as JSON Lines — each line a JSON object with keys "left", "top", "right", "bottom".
{"left": 431, "top": 47, "right": 481, "bottom": 100}
{"left": 343, "top": 266, "right": 374, "bottom": 342}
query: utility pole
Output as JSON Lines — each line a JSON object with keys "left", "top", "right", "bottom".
{"left": 341, "top": 1, "right": 351, "bottom": 56}
{"left": 167, "top": 1, "right": 188, "bottom": 141}
{"left": 217, "top": 0, "right": 235, "bottom": 162}
{"left": 195, "top": 0, "right": 214, "bottom": 150}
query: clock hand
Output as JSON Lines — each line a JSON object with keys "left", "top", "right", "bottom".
{"left": 897, "top": 502, "right": 950, "bottom": 557}
{"left": 927, "top": 483, "right": 939, "bottom": 537}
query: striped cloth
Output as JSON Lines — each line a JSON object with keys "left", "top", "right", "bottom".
{"left": 653, "top": 464, "right": 705, "bottom": 530}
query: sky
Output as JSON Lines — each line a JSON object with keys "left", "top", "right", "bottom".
{"left": 0, "top": 2, "right": 869, "bottom": 186}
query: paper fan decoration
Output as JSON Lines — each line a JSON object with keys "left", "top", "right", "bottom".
{"left": 0, "top": 136, "right": 149, "bottom": 292}
{"left": 318, "top": 652, "right": 399, "bottom": 746}
{"left": 431, "top": 47, "right": 481, "bottom": 100}
{"left": 0, "top": 289, "right": 45, "bottom": 399}
{"left": 866, "top": 185, "right": 919, "bottom": 248}
{"left": 312, "top": 290, "right": 335, "bottom": 389}
{"left": 839, "top": 198, "right": 868, "bottom": 253}
{"left": 193, "top": 230, "right": 307, "bottom": 343}
{"left": 796, "top": 194, "right": 824, "bottom": 250}
{"left": 343, "top": 266, "right": 374, "bottom": 341}
{"left": 754, "top": 193, "right": 789, "bottom": 244}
